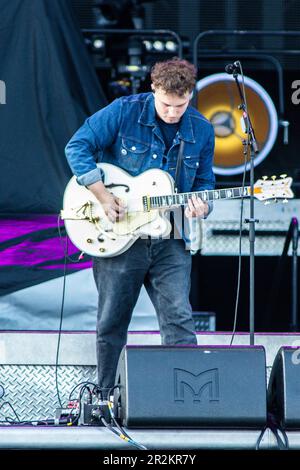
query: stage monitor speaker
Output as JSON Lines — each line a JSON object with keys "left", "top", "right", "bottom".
{"left": 114, "top": 345, "right": 267, "bottom": 428}
{"left": 267, "top": 346, "right": 300, "bottom": 429}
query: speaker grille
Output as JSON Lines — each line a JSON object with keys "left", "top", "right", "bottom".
{"left": 116, "top": 345, "right": 267, "bottom": 428}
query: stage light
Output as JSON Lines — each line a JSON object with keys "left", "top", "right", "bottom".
{"left": 143, "top": 40, "right": 153, "bottom": 51}
{"left": 87, "top": 35, "right": 107, "bottom": 62}
{"left": 142, "top": 38, "right": 179, "bottom": 54}
{"left": 92, "top": 38, "right": 105, "bottom": 50}
{"left": 165, "top": 40, "right": 177, "bottom": 52}
{"left": 152, "top": 40, "right": 164, "bottom": 52}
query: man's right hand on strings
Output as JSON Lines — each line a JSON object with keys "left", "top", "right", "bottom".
{"left": 87, "top": 181, "right": 126, "bottom": 222}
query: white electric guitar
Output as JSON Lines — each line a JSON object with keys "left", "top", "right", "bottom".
{"left": 61, "top": 163, "right": 294, "bottom": 258}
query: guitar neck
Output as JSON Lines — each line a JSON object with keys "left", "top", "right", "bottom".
{"left": 147, "top": 186, "right": 253, "bottom": 210}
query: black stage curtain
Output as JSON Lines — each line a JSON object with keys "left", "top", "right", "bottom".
{"left": 0, "top": 0, "right": 107, "bottom": 214}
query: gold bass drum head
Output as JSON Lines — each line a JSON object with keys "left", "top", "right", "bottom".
{"left": 196, "top": 73, "right": 278, "bottom": 175}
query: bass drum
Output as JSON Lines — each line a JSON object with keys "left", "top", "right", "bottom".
{"left": 196, "top": 73, "right": 278, "bottom": 175}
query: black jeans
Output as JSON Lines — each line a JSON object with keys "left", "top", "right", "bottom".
{"left": 93, "top": 238, "right": 197, "bottom": 389}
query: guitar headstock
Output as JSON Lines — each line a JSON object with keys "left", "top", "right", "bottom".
{"left": 254, "top": 175, "right": 294, "bottom": 203}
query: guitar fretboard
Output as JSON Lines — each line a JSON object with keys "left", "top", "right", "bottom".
{"left": 148, "top": 186, "right": 251, "bottom": 209}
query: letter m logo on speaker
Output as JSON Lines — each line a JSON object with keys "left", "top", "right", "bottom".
{"left": 173, "top": 368, "right": 219, "bottom": 403}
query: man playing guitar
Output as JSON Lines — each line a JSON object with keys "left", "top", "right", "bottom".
{"left": 65, "top": 58, "right": 215, "bottom": 395}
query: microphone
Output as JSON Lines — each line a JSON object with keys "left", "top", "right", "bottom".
{"left": 225, "top": 61, "right": 240, "bottom": 75}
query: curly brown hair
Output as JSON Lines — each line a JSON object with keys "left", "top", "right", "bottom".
{"left": 150, "top": 57, "right": 196, "bottom": 96}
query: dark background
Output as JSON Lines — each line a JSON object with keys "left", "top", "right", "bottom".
{"left": 69, "top": 0, "right": 300, "bottom": 332}
{"left": 1, "top": 0, "right": 298, "bottom": 332}
{"left": 70, "top": 0, "right": 300, "bottom": 190}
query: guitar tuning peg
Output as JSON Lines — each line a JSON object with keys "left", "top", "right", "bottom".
{"left": 265, "top": 198, "right": 277, "bottom": 205}
{"left": 264, "top": 200, "right": 271, "bottom": 205}
{"left": 283, "top": 199, "right": 289, "bottom": 204}
{"left": 271, "top": 175, "right": 277, "bottom": 181}
{"left": 262, "top": 176, "right": 268, "bottom": 181}
{"left": 280, "top": 174, "right": 287, "bottom": 179}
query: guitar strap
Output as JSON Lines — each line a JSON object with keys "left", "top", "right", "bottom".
{"left": 174, "top": 139, "right": 185, "bottom": 192}
{"left": 171, "top": 139, "right": 185, "bottom": 238}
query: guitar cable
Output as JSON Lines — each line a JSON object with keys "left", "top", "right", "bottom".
{"left": 103, "top": 385, "right": 148, "bottom": 450}
{"left": 55, "top": 214, "right": 82, "bottom": 409}
{"left": 229, "top": 162, "right": 247, "bottom": 346}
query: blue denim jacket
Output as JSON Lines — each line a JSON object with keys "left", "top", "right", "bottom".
{"left": 65, "top": 92, "right": 215, "bottom": 194}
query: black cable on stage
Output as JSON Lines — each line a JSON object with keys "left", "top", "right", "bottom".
{"left": 57, "top": 216, "right": 109, "bottom": 426}
{"left": 65, "top": 380, "right": 147, "bottom": 450}
{"left": 0, "top": 400, "right": 21, "bottom": 423}
{"left": 54, "top": 242, "right": 66, "bottom": 409}
{"left": 255, "top": 414, "right": 289, "bottom": 450}
{"left": 106, "top": 385, "right": 131, "bottom": 438}
{"left": 99, "top": 414, "right": 147, "bottom": 451}
{"left": 230, "top": 162, "right": 247, "bottom": 346}
{"left": 68, "top": 381, "right": 102, "bottom": 402}
{"left": 68, "top": 381, "right": 104, "bottom": 424}
{"left": 105, "top": 385, "right": 147, "bottom": 450}
{"left": 65, "top": 382, "right": 147, "bottom": 449}
{"left": 3, "top": 418, "right": 55, "bottom": 426}
{"left": 67, "top": 383, "right": 95, "bottom": 426}
{"left": 0, "top": 387, "right": 65, "bottom": 427}
{"left": 57, "top": 214, "right": 82, "bottom": 264}
{"left": 55, "top": 214, "right": 84, "bottom": 410}
{"left": 229, "top": 61, "right": 251, "bottom": 347}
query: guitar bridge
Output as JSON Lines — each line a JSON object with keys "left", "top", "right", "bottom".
{"left": 60, "top": 201, "right": 95, "bottom": 222}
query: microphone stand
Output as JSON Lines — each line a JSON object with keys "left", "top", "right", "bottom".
{"left": 232, "top": 65, "right": 259, "bottom": 346}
